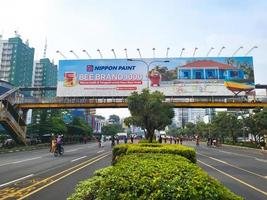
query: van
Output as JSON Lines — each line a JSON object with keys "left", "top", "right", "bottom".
{"left": 116, "top": 132, "right": 127, "bottom": 140}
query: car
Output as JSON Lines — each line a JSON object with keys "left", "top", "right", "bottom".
{"left": 25, "top": 136, "right": 40, "bottom": 145}
{"left": 3, "top": 139, "right": 16, "bottom": 148}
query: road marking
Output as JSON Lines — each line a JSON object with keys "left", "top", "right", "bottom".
{"left": 198, "top": 160, "right": 267, "bottom": 196}
{"left": 0, "top": 174, "right": 34, "bottom": 188}
{"left": 17, "top": 152, "right": 111, "bottom": 200}
{"left": 65, "top": 148, "right": 80, "bottom": 152}
{"left": 198, "top": 152, "right": 266, "bottom": 179}
{"left": 255, "top": 158, "right": 267, "bottom": 163}
{"left": 12, "top": 157, "right": 42, "bottom": 164}
{"left": 0, "top": 157, "right": 42, "bottom": 167}
{"left": 208, "top": 156, "right": 228, "bottom": 164}
{"left": 2, "top": 152, "right": 111, "bottom": 199}
{"left": 218, "top": 150, "right": 232, "bottom": 154}
{"left": 97, "top": 150, "right": 105, "bottom": 153}
{"left": 71, "top": 156, "right": 87, "bottom": 162}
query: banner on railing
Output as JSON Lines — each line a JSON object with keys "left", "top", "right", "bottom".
{"left": 57, "top": 57, "right": 255, "bottom": 97}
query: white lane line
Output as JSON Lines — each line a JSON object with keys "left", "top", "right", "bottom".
{"left": 0, "top": 157, "right": 42, "bottom": 167}
{"left": 0, "top": 174, "right": 34, "bottom": 188}
{"left": 198, "top": 160, "right": 267, "bottom": 196}
{"left": 65, "top": 148, "right": 80, "bottom": 153}
{"left": 11, "top": 157, "right": 42, "bottom": 164}
{"left": 212, "top": 148, "right": 259, "bottom": 160}
{"left": 71, "top": 156, "right": 87, "bottom": 162}
{"left": 198, "top": 152, "right": 266, "bottom": 179}
{"left": 255, "top": 158, "right": 267, "bottom": 163}
{"left": 218, "top": 150, "right": 232, "bottom": 154}
{"left": 97, "top": 150, "right": 105, "bottom": 153}
{"left": 208, "top": 156, "right": 228, "bottom": 164}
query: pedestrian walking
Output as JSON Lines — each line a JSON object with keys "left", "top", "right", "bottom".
{"left": 124, "top": 136, "right": 128, "bottom": 144}
{"left": 159, "top": 135, "right": 162, "bottom": 144}
{"left": 111, "top": 135, "right": 115, "bottom": 147}
{"left": 116, "top": 136, "right": 119, "bottom": 145}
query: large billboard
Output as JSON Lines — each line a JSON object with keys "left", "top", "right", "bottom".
{"left": 57, "top": 57, "right": 254, "bottom": 97}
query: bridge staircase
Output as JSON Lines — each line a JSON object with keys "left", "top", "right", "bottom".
{"left": 0, "top": 88, "right": 27, "bottom": 145}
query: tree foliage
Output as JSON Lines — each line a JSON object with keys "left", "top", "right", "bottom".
{"left": 210, "top": 112, "right": 242, "bottom": 143}
{"left": 67, "top": 117, "right": 93, "bottom": 136}
{"left": 126, "top": 89, "right": 174, "bottom": 142}
{"left": 109, "top": 115, "right": 120, "bottom": 124}
{"left": 101, "top": 124, "right": 122, "bottom": 136}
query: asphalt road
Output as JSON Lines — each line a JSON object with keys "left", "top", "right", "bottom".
{"left": 0, "top": 141, "right": 266, "bottom": 200}
{"left": 0, "top": 141, "right": 112, "bottom": 200}
{"left": 184, "top": 141, "right": 267, "bottom": 200}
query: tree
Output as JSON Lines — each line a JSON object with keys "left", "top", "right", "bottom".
{"left": 184, "top": 122, "right": 196, "bottom": 136}
{"left": 109, "top": 115, "right": 120, "bottom": 124}
{"left": 127, "top": 89, "right": 174, "bottom": 142}
{"left": 195, "top": 121, "right": 209, "bottom": 138}
{"left": 227, "top": 113, "right": 242, "bottom": 144}
{"left": 166, "top": 124, "right": 180, "bottom": 137}
{"left": 67, "top": 117, "right": 93, "bottom": 137}
{"left": 254, "top": 108, "right": 267, "bottom": 144}
{"left": 243, "top": 114, "right": 258, "bottom": 143}
{"left": 51, "top": 117, "right": 67, "bottom": 135}
{"left": 101, "top": 124, "right": 122, "bottom": 136}
{"left": 211, "top": 112, "right": 242, "bottom": 143}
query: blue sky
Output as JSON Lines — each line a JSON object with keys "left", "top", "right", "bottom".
{"left": 1, "top": 0, "right": 266, "bottom": 118}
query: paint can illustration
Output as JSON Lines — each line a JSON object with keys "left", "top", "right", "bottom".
{"left": 64, "top": 72, "right": 76, "bottom": 87}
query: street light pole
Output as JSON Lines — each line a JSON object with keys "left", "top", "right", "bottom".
{"left": 245, "top": 46, "right": 258, "bottom": 56}
{"left": 111, "top": 49, "right": 116, "bottom": 59}
{"left": 70, "top": 50, "right": 79, "bottom": 58}
{"left": 56, "top": 50, "right": 67, "bottom": 59}
{"left": 82, "top": 49, "right": 91, "bottom": 58}
{"left": 193, "top": 47, "right": 198, "bottom": 57}
{"left": 217, "top": 46, "right": 226, "bottom": 56}
{"left": 180, "top": 48, "right": 185, "bottom": 57}
{"left": 97, "top": 49, "right": 103, "bottom": 59}
{"left": 137, "top": 48, "right": 142, "bottom": 58}
{"left": 166, "top": 47, "right": 170, "bottom": 58}
{"left": 124, "top": 48, "right": 128, "bottom": 58}
{"left": 206, "top": 47, "right": 214, "bottom": 57}
{"left": 127, "top": 59, "right": 169, "bottom": 89}
{"left": 232, "top": 46, "right": 243, "bottom": 57}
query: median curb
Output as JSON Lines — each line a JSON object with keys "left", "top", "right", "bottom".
{"left": 0, "top": 145, "right": 49, "bottom": 154}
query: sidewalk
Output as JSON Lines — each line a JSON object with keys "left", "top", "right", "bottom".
{"left": 0, "top": 143, "right": 49, "bottom": 154}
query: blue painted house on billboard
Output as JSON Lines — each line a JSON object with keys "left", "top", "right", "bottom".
{"left": 178, "top": 60, "right": 244, "bottom": 80}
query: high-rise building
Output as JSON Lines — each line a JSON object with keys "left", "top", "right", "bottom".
{"left": 33, "top": 58, "right": 57, "bottom": 97}
{"left": 174, "top": 108, "right": 206, "bottom": 127}
{"left": 0, "top": 36, "right": 34, "bottom": 88}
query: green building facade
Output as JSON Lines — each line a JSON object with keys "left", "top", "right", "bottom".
{"left": 33, "top": 58, "right": 57, "bottom": 97}
{"left": 7, "top": 37, "right": 34, "bottom": 87}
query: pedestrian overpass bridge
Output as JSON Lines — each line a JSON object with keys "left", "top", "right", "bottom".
{"left": 14, "top": 96, "right": 267, "bottom": 109}
{"left": 1, "top": 86, "right": 267, "bottom": 145}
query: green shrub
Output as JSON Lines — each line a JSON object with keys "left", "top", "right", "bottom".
{"left": 68, "top": 154, "right": 242, "bottom": 200}
{"left": 112, "top": 143, "right": 196, "bottom": 164}
{"left": 139, "top": 139, "right": 159, "bottom": 143}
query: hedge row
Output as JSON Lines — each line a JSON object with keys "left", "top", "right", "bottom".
{"left": 112, "top": 143, "right": 196, "bottom": 163}
{"left": 68, "top": 153, "right": 243, "bottom": 200}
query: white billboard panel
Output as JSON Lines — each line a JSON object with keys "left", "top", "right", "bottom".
{"left": 57, "top": 57, "right": 254, "bottom": 97}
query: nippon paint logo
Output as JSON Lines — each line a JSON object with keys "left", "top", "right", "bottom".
{"left": 86, "top": 65, "right": 94, "bottom": 72}
{"left": 86, "top": 64, "right": 136, "bottom": 72}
